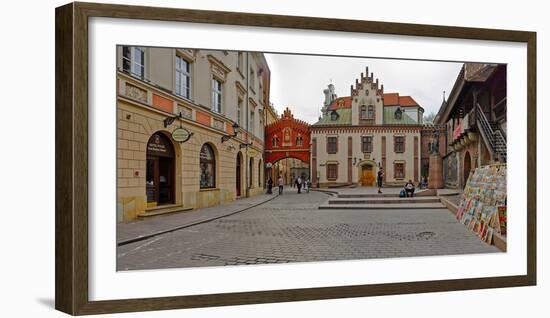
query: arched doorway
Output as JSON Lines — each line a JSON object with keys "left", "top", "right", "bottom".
{"left": 357, "top": 160, "right": 378, "bottom": 186}
{"left": 146, "top": 132, "right": 175, "bottom": 207}
{"left": 360, "top": 162, "right": 376, "bottom": 186}
{"left": 463, "top": 151, "right": 472, "bottom": 188}
{"left": 236, "top": 152, "right": 242, "bottom": 197}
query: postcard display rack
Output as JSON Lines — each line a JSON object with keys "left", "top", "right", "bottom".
{"left": 456, "top": 164, "right": 507, "bottom": 246}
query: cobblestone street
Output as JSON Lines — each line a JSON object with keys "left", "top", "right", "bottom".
{"left": 117, "top": 189, "right": 500, "bottom": 270}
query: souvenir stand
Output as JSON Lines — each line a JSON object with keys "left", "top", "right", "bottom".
{"left": 456, "top": 164, "right": 507, "bottom": 247}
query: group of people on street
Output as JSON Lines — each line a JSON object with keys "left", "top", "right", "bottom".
{"left": 266, "top": 175, "right": 311, "bottom": 195}
{"left": 265, "top": 167, "right": 427, "bottom": 198}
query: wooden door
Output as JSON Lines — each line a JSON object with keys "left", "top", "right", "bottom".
{"left": 236, "top": 155, "right": 242, "bottom": 197}
{"left": 361, "top": 165, "right": 375, "bottom": 186}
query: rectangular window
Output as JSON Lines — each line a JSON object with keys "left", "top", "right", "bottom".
{"left": 175, "top": 55, "right": 191, "bottom": 99}
{"left": 237, "top": 98, "right": 243, "bottom": 125}
{"left": 122, "top": 46, "right": 145, "bottom": 79}
{"left": 360, "top": 106, "right": 367, "bottom": 120}
{"left": 211, "top": 78, "right": 222, "bottom": 113}
{"left": 394, "top": 136, "right": 405, "bottom": 153}
{"left": 368, "top": 105, "right": 374, "bottom": 119}
{"left": 327, "top": 164, "right": 338, "bottom": 180}
{"left": 237, "top": 52, "right": 243, "bottom": 71}
{"left": 394, "top": 162, "right": 405, "bottom": 179}
{"left": 259, "top": 81, "right": 263, "bottom": 104}
{"left": 250, "top": 68, "right": 255, "bottom": 90}
{"left": 362, "top": 136, "right": 373, "bottom": 153}
{"left": 327, "top": 136, "right": 338, "bottom": 154}
{"left": 249, "top": 110, "right": 255, "bottom": 134}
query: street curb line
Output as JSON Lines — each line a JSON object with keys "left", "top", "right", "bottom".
{"left": 310, "top": 189, "right": 338, "bottom": 196}
{"left": 117, "top": 193, "right": 280, "bottom": 246}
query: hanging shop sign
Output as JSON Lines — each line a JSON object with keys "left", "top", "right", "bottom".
{"left": 171, "top": 127, "right": 192, "bottom": 143}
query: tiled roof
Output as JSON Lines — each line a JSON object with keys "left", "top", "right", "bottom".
{"left": 397, "top": 95, "right": 419, "bottom": 107}
{"left": 383, "top": 93, "right": 419, "bottom": 107}
{"left": 313, "top": 108, "right": 352, "bottom": 126}
{"left": 327, "top": 96, "right": 352, "bottom": 110}
{"left": 327, "top": 93, "right": 419, "bottom": 109}
{"left": 383, "top": 93, "right": 399, "bottom": 105}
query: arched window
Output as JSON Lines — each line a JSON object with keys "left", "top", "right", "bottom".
{"left": 368, "top": 105, "right": 374, "bottom": 119}
{"left": 272, "top": 135, "right": 279, "bottom": 147}
{"left": 360, "top": 105, "right": 367, "bottom": 119}
{"left": 296, "top": 135, "right": 303, "bottom": 146}
{"left": 200, "top": 144, "right": 216, "bottom": 188}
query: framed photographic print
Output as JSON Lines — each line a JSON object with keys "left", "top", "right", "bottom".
{"left": 55, "top": 1, "right": 536, "bottom": 315}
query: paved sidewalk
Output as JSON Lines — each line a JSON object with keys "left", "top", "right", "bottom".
{"left": 117, "top": 192, "right": 278, "bottom": 245}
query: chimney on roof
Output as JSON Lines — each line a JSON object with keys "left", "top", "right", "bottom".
{"left": 366, "top": 67, "right": 369, "bottom": 78}
{"left": 381, "top": 84, "right": 384, "bottom": 94}
{"left": 370, "top": 72, "right": 374, "bottom": 79}
{"left": 376, "top": 78, "right": 379, "bottom": 88}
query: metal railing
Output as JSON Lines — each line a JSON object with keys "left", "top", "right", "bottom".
{"left": 476, "top": 104, "right": 507, "bottom": 162}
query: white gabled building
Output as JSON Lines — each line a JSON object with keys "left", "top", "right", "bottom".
{"left": 311, "top": 67, "right": 424, "bottom": 187}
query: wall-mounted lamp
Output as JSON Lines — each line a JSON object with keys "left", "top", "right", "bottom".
{"left": 163, "top": 111, "right": 186, "bottom": 128}
{"left": 221, "top": 122, "right": 240, "bottom": 143}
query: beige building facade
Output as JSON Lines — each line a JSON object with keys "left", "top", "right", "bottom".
{"left": 312, "top": 68, "right": 424, "bottom": 187}
{"left": 116, "top": 47, "right": 269, "bottom": 221}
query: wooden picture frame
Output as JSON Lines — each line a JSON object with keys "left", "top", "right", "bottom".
{"left": 55, "top": 1, "right": 536, "bottom": 315}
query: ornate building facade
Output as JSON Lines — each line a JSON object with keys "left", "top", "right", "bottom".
{"left": 435, "top": 63, "right": 507, "bottom": 189}
{"left": 264, "top": 108, "right": 311, "bottom": 184}
{"left": 116, "top": 47, "right": 269, "bottom": 221}
{"left": 311, "top": 68, "right": 424, "bottom": 187}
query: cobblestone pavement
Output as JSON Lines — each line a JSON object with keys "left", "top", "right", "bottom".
{"left": 117, "top": 189, "right": 500, "bottom": 270}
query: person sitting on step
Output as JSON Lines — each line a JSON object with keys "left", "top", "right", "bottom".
{"left": 404, "top": 179, "right": 415, "bottom": 197}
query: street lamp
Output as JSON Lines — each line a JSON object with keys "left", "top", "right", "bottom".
{"left": 221, "top": 122, "right": 240, "bottom": 143}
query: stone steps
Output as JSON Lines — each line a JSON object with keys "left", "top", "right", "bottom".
{"left": 318, "top": 202, "right": 446, "bottom": 210}
{"left": 337, "top": 193, "right": 399, "bottom": 198}
{"left": 327, "top": 197, "right": 441, "bottom": 205}
{"left": 138, "top": 205, "right": 193, "bottom": 218}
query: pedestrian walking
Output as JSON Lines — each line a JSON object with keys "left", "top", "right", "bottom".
{"left": 296, "top": 176, "right": 302, "bottom": 194}
{"left": 377, "top": 168, "right": 384, "bottom": 194}
{"left": 267, "top": 177, "right": 273, "bottom": 194}
{"left": 278, "top": 175, "right": 284, "bottom": 195}
{"left": 305, "top": 178, "right": 311, "bottom": 193}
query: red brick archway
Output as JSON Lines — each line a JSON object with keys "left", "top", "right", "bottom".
{"left": 265, "top": 108, "right": 310, "bottom": 165}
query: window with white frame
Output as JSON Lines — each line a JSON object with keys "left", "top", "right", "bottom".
{"left": 237, "top": 97, "right": 243, "bottom": 126}
{"left": 362, "top": 136, "right": 373, "bottom": 153}
{"left": 122, "top": 46, "right": 145, "bottom": 79}
{"left": 250, "top": 68, "right": 255, "bottom": 90}
{"left": 211, "top": 78, "right": 223, "bottom": 113}
{"left": 249, "top": 110, "right": 255, "bottom": 134}
{"left": 175, "top": 55, "right": 191, "bottom": 99}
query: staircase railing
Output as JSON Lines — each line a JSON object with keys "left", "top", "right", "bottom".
{"left": 476, "top": 104, "right": 507, "bottom": 162}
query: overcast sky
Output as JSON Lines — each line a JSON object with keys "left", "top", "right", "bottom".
{"left": 264, "top": 53, "right": 463, "bottom": 124}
